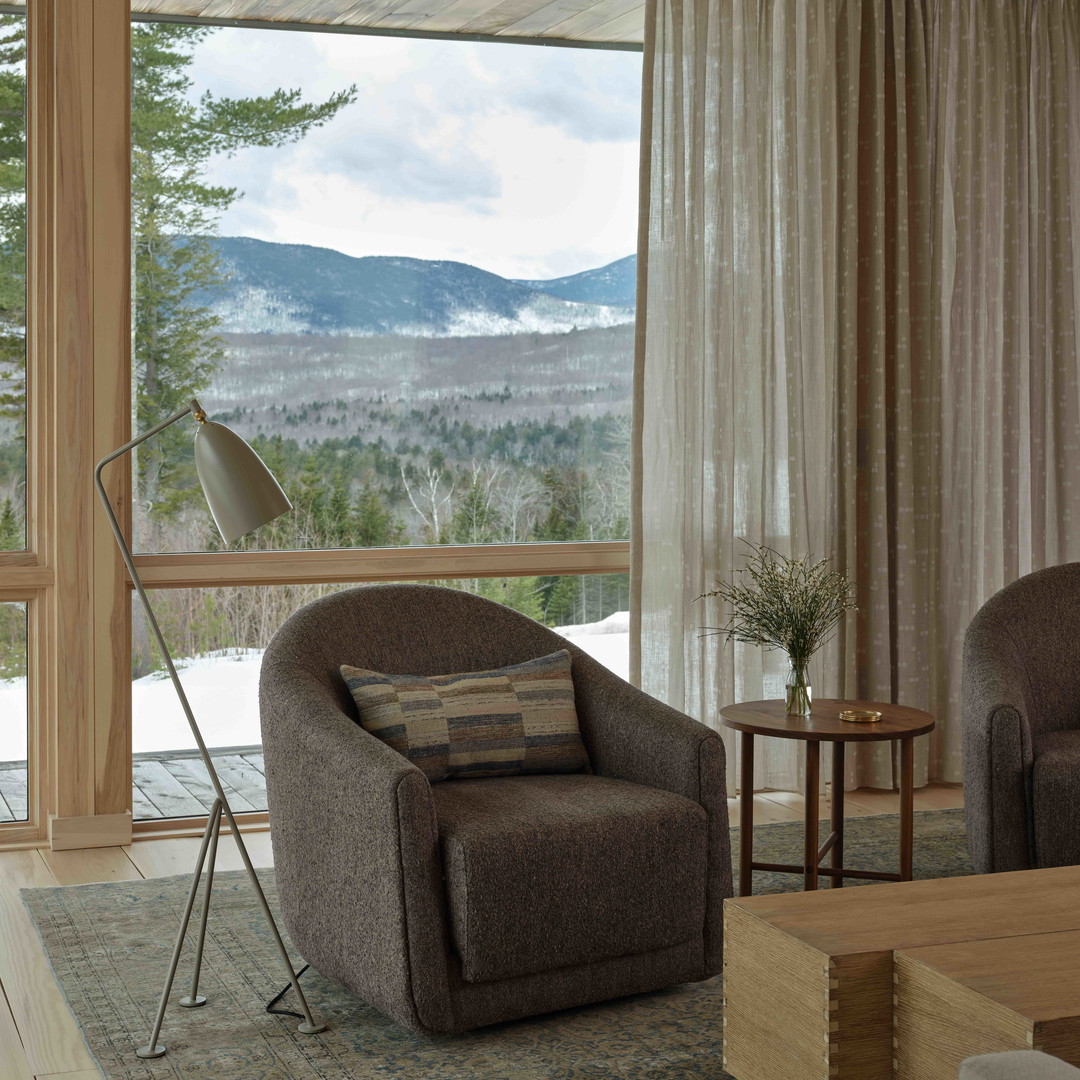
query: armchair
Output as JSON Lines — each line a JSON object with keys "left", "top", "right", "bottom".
{"left": 259, "top": 583, "right": 731, "bottom": 1035}
{"left": 962, "top": 563, "right": 1080, "bottom": 873}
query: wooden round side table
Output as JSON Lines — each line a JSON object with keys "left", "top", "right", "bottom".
{"left": 718, "top": 699, "right": 935, "bottom": 895}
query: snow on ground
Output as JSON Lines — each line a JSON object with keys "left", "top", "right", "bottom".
{"left": 0, "top": 677, "right": 26, "bottom": 763}
{"left": 0, "top": 614, "right": 631, "bottom": 761}
{"left": 131, "top": 649, "right": 266, "bottom": 755}
{"left": 553, "top": 610, "right": 630, "bottom": 682}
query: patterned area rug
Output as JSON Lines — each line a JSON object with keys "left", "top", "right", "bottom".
{"left": 22, "top": 808, "right": 971, "bottom": 1080}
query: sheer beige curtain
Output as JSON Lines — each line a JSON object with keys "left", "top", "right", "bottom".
{"left": 632, "top": 0, "right": 1080, "bottom": 794}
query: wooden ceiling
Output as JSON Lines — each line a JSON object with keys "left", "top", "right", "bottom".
{"left": 126, "top": 0, "right": 646, "bottom": 45}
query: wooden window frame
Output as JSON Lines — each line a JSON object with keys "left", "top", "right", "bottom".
{"left": 0, "top": 2, "right": 633, "bottom": 851}
{"left": 0, "top": 0, "right": 132, "bottom": 851}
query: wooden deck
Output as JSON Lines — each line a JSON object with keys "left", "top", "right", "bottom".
{"left": 0, "top": 767, "right": 26, "bottom": 822}
{"left": 0, "top": 746, "right": 270, "bottom": 823}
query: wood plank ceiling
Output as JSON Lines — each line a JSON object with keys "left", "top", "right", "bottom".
{"left": 127, "top": 0, "right": 646, "bottom": 44}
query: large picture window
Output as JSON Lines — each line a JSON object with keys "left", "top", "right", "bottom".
{"left": 0, "top": 12, "right": 29, "bottom": 835}
{"left": 128, "top": 21, "right": 640, "bottom": 821}
{"left": 130, "top": 25, "right": 638, "bottom": 558}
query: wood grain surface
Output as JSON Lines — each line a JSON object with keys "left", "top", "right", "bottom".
{"left": 117, "top": 0, "right": 648, "bottom": 43}
{"left": 719, "top": 699, "right": 935, "bottom": 742}
{"left": 895, "top": 930, "right": 1080, "bottom": 1079}
{"left": 894, "top": 949, "right": 1033, "bottom": 1080}
{"left": 727, "top": 865, "right": 1080, "bottom": 957}
{"left": 724, "top": 867, "right": 1080, "bottom": 1080}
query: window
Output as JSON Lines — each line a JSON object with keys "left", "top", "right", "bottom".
{"left": 0, "top": 4, "right": 638, "bottom": 848}
{"left": 0, "top": 15, "right": 26, "bottom": 553}
{"left": 0, "top": 601, "right": 26, "bottom": 822}
{"left": 0, "top": 12, "right": 29, "bottom": 839}
{"left": 130, "top": 25, "right": 639, "bottom": 557}
{"left": 128, "top": 19, "right": 639, "bottom": 823}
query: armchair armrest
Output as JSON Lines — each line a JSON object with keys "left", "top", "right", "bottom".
{"left": 570, "top": 649, "right": 731, "bottom": 969}
{"left": 259, "top": 662, "right": 454, "bottom": 1035}
{"left": 962, "top": 630, "right": 1036, "bottom": 873}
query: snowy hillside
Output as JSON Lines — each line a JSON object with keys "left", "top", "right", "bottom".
{"left": 198, "top": 237, "right": 636, "bottom": 337}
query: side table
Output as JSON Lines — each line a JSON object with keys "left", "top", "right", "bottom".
{"left": 718, "top": 698, "right": 934, "bottom": 894}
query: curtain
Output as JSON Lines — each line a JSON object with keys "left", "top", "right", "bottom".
{"left": 632, "top": 0, "right": 1080, "bottom": 794}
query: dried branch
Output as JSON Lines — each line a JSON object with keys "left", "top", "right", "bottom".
{"left": 698, "top": 543, "right": 857, "bottom": 667}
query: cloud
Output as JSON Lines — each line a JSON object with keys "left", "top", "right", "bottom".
{"left": 467, "top": 47, "right": 643, "bottom": 143}
{"left": 505, "top": 82, "right": 642, "bottom": 143}
{"left": 312, "top": 132, "right": 501, "bottom": 209}
{"left": 185, "top": 27, "right": 641, "bottom": 279}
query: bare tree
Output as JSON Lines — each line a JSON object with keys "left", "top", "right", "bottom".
{"left": 400, "top": 464, "right": 455, "bottom": 543}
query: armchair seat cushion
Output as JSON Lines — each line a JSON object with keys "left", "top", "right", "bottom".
{"left": 1033, "top": 729, "right": 1080, "bottom": 867}
{"left": 432, "top": 773, "right": 707, "bottom": 984}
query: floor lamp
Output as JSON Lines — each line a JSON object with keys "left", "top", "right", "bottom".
{"left": 94, "top": 398, "right": 326, "bottom": 1059}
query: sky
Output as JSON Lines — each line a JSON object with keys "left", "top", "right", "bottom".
{"left": 188, "top": 28, "right": 642, "bottom": 281}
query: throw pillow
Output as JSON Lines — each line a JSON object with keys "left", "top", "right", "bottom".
{"left": 340, "top": 649, "right": 588, "bottom": 783}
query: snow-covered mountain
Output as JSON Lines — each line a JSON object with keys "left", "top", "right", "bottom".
{"left": 198, "top": 237, "right": 636, "bottom": 337}
{"left": 513, "top": 254, "right": 637, "bottom": 308}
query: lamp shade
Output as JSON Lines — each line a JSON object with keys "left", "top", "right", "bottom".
{"left": 193, "top": 420, "right": 292, "bottom": 544}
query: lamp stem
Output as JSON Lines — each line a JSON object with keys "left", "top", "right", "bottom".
{"left": 95, "top": 406, "right": 325, "bottom": 1058}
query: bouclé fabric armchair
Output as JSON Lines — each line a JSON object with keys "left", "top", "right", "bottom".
{"left": 963, "top": 563, "right": 1080, "bottom": 874}
{"left": 260, "top": 583, "right": 731, "bottom": 1036}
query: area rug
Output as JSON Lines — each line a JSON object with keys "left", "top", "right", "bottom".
{"left": 22, "top": 809, "right": 971, "bottom": 1080}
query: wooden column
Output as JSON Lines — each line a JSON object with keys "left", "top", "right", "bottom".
{"left": 90, "top": 0, "right": 132, "bottom": 829}
{"left": 39, "top": 0, "right": 131, "bottom": 849}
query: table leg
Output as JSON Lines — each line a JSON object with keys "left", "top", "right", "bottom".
{"left": 831, "top": 741, "right": 845, "bottom": 888}
{"left": 900, "top": 737, "right": 914, "bottom": 881}
{"left": 804, "top": 741, "right": 820, "bottom": 890}
{"left": 739, "top": 732, "right": 754, "bottom": 896}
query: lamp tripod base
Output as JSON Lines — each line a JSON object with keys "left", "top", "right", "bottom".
{"left": 135, "top": 801, "right": 325, "bottom": 1060}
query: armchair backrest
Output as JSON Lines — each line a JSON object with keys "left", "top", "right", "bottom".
{"left": 261, "top": 582, "right": 579, "bottom": 725}
{"left": 965, "top": 563, "right": 1080, "bottom": 736}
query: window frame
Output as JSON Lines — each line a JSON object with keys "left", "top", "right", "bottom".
{"left": 0, "top": 0, "right": 637, "bottom": 850}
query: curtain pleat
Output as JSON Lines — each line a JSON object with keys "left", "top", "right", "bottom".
{"left": 633, "top": 0, "right": 1080, "bottom": 793}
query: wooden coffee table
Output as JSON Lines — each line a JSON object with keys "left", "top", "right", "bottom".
{"left": 894, "top": 930, "right": 1080, "bottom": 1079}
{"left": 723, "top": 866, "right": 1080, "bottom": 1080}
{"left": 718, "top": 699, "right": 934, "bottom": 894}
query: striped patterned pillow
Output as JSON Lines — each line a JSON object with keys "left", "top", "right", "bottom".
{"left": 340, "top": 649, "right": 588, "bottom": 783}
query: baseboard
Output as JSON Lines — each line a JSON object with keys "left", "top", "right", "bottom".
{"left": 48, "top": 811, "right": 133, "bottom": 850}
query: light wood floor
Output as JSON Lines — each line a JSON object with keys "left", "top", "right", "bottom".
{"left": 0, "top": 782, "right": 964, "bottom": 1080}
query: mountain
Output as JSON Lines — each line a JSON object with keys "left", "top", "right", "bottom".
{"left": 513, "top": 254, "right": 637, "bottom": 308}
{"left": 198, "top": 237, "right": 635, "bottom": 338}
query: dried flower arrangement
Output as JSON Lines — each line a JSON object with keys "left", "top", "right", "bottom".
{"left": 699, "top": 543, "right": 858, "bottom": 714}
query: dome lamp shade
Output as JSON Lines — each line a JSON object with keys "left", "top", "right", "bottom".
{"left": 191, "top": 401, "right": 291, "bottom": 544}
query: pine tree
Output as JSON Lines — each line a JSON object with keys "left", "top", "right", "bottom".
{"left": 0, "top": 17, "right": 23, "bottom": 432}
{"left": 0, "top": 16, "right": 25, "bottom": 546}
{"left": 0, "top": 496, "right": 17, "bottom": 550}
{"left": 450, "top": 473, "right": 504, "bottom": 544}
{"left": 326, "top": 478, "right": 353, "bottom": 548}
{"left": 353, "top": 486, "right": 405, "bottom": 549}
{"left": 131, "top": 24, "right": 356, "bottom": 531}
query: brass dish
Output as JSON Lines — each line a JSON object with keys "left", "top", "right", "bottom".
{"left": 839, "top": 709, "right": 882, "bottom": 723}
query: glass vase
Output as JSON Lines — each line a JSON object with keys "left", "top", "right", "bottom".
{"left": 785, "top": 657, "right": 812, "bottom": 715}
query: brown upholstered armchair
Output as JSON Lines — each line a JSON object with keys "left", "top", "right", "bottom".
{"left": 259, "top": 583, "right": 731, "bottom": 1036}
{"left": 962, "top": 563, "right": 1080, "bottom": 874}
